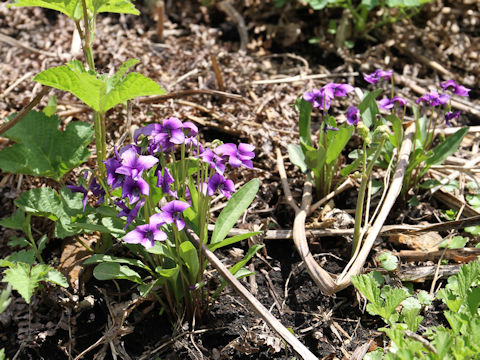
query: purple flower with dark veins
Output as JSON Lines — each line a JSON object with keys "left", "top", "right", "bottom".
{"left": 124, "top": 214, "right": 167, "bottom": 249}
{"left": 156, "top": 166, "right": 177, "bottom": 198}
{"left": 378, "top": 96, "right": 407, "bottom": 110}
{"left": 363, "top": 69, "right": 393, "bottom": 84}
{"left": 444, "top": 111, "right": 461, "bottom": 127}
{"left": 67, "top": 174, "right": 104, "bottom": 211}
{"left": 215, "top": 143, "right": 255, "bottom": 169}
{"left": 122, "top": 176, "right": 150, "bottom": 204}
{"left": 303, "top": 88, "right": 330, "bottom": 110}
{"left": 116, "top": 198, "right": 145, "bottom": 229}
{"left": 89, "top": 177, "right": 105, "bottom": 205}
{"left": 207, "top": 173, "right": 235, "bottom": 199}
{"left": 416, "top": 91, "right": 450, "bottom": 107}
{"left": 346, "top": 106, "right": 360, "bottom": 126}
{"left": 440, "top": 80, "right": 471, "bottom": 97}
{"left": 104, "top": 148, "right": 124, "bottom": 189}
{"left": 322, "top": 83, "right": 354, "bottom": 99}
{"left": 199, "top": 148, "right": 226, "bottom": 174}
{"left": 115, "top": 147, "right": 158, "bottom": 180}
{"left": 158, "top": 200, "right": 190, "bottom": 231}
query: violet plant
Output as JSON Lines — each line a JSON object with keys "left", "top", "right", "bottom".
{"left": 288, "top": 82, "right": 355, "bottom": 199}
{"left": 73, "top": 118, "right": 261, "bottom": 321}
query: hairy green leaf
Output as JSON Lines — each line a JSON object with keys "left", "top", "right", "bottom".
{"left": 2, "top": 263, "right": 50, "bottom": 303}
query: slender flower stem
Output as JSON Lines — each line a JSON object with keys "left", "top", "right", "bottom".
{"left": 25, "top": 214, "right": 43, "bottom": 263}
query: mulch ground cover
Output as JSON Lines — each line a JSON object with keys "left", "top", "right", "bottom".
{"left": 0, "top": 0, "right": 479, "bottom": 359}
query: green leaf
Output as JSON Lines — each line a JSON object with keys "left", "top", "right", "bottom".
{"left": 378, "top": 252, "right": 399, "bottom": 271}
{"left": 84, "top": 254, "right": 150, "bottom": 271}
{"left": 179, "top": 241, "right": 199, "bottom": 282}
{"left": 386, "top": 114, "right": 403, "bottom": 148}
{"left": 304, "top": 145, "right": 326, "bottom": 172}
{"left": 155, "top": 265, "right": 179, "bottom": 280}
{"left": 439, "top": 236, "right": 468, "bottom": 249}
{"left": 10, "top": 0, "right": 139, "bottom": 20}
{"left": 417, "top": 290, "right": 432, "bottom": 306}
{"left": 93, "top": 262, "right": 142, "bottom": 284}
{"left": 352, "top": 271, "right": 383, "bottom": 305}
{"left": 0, "top": 285, "right": 12, "bottom": 314}
{"left": 15, "top": 187, "right": 85, "bottom": 238}
{"left": 6, "top": 249, "right": 36, "bottom": 266}
{"left": 2, "top": 263, "right": 51, "bottom": 303}
{"left": 358, "top": 89, "right": 382, "bottom": 129}
{"left": 43, "top": 95, "right": 57, "bottom": 116}
{"left": 34, "top": 60, "right": 166, "bottom": 113}
{"left": 211, "top": 179, "right": 259, "bottom": 245}
{"left": 420, "top": 127, "right": 468, "bottom": 177}
{"left": 208, "top": 231, "right": 262, "bottom": 252}
{"left": 466, "top": 288, "right": 480, "bottom": 316}
{"left": 0, "top": 210, "right": 27, "bottom": 232}
{"left": 296, "top": 97, "right": 313, "bottom": 147}
{"left": 326, "top": 124, "right": 354, "bottom": 165}
{"left": 288, "top": 144, "right": 307, "bottom": 173}
{"left": 229, "top": 244, "right": 264, "bottom": 276}
{"left": 45, "top": 269, "right": 68, "bottom": 288}
{"left": 0, "top": 110, "right": 92, "bottom": 181}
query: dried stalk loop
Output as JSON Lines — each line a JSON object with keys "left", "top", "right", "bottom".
{"left": 185, "top": 227, "right": 319, "bottom": 360}
{"left": 278, "top": 122, "right": 415, "bottom": 294}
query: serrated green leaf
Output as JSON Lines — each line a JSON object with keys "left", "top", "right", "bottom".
{"left": 0, "top": 210, "right": 26, "bottom": 232}
{"left": 93, "top": 262, "right": 142, "bottom": 284}
{"left": 10, "top": 0, "right": 139, "bottom": 20}
{"left": 6, "top": 249, "right": 36, "bottom": 265}
{"left": 2, "top": 263, "right": 50, "bottom": 303}
{"left": 45, "top": 269, "right": 68, "bottom": 287}
{"left": 417, "top": 290, "right": 432, "bottom": 305}
{"left": 466, "top": 288, "right": 480, "bottom": 316}
{"left": 0, "top": 110, "right": 92, "bottom": 181}
{"left": 211, "top": 179, "right": 259, "bottom": 245}
{"left": 0, "top": 285, "right": 12, "bottom": 314}
{"left": 352, "top": 272, "right": 383, "bottom": 305}
{"left": 34, "top": 60, "right": 165, "bottom": 113}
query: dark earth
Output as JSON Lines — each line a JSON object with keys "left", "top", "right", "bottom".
{"left": 0, "top": 0, "right": 479, "bottom": 359}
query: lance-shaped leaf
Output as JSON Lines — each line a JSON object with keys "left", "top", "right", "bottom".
{"left": 9, "top": 0, "right": 138, "bottom": 20}
{"left": 34, "top": 59, "right": 166, "bottom": 113}
{"left": 0, "top": 110, "right": 92, "bottom": 181}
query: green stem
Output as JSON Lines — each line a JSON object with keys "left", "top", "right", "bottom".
{"left": 80, "top": 0, "right": 95, "bottom": 71}
{"left": 351, "top": 139, "right": 385, "bottom": 255}
{"left": 25, "top": 214, "right": 43, "bottom": 263}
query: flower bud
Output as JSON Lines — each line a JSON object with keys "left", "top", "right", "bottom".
{"left": 357, "top": 122, "right": 371, "bottom": 145}
{"left": 372, "top": 125, "right": 391, "bottom": 144}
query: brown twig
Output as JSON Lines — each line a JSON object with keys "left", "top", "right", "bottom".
{"left": 156, "top": 0, "right": 165, "bottom": 41}
{"left": 184, "top": 227, "right": 319, "bottom": 360}
{"left": 210, "top": 55, "right": 225, "bottom": 91}
{"left": 217, "top": 1, "right": 248, "bottom": 51}
{"left": 0, "top": 32, "right": 57, "bottom": 57}
{"left": 0, "top": 86, "right": 51, "bottom": 135}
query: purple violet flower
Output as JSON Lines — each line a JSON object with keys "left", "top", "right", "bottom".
{"left": 363, "top": 69, "right": 393, "bottom": 84}
{"left": 440, "top": 80, "right": 471, "bottom": 97}
{"left": 207, "top": 173, "right": 235, "bottom": 199}
{"left": 104, "top": 147, "right": 125, "bottom": 189}
{"left": 199, "top": 148, "right": 226, "bottom": 174}
{"left": 215, "top": 143, "right": 255, "bottom": 169}
{"left": 378, "top": 96, "right": 407, "bottom": 110}
{"left": 158, "top": 200, "right": 190, "bottom": 231}
{"left": 116, "top": 198, "right": 145, "bottom": 229}
{"left": 156, "top": 166, "right": 177, "bottom": 198}
{"left": 124, "top": 214, "right": 167, "bottom": 249}
{"left": 416, "top": 91, "right": 450, "bottom": 107}
{"left": 115, "top": 147, "right": 158, "bottom": 180}
{"left": 66, "top": 174, "right": 104, "bottom": 211}
{"left": 346, "top": 106, "right": 360, "bottom": 126}
{"left": 122, "top": 177, "right": 150, "bottom": 204}
{"left": 444, "top": 111, "right": 461, "bottom": 127}
{"left": 303, "top": 89, "right": 330, "bottom": 110}
{"left": 89, "top": 177, "right": 105, "bottom": 205}
{"left": 303, "top": 83, "right": 354, "bottom": 111}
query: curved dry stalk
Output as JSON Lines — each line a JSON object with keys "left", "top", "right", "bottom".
{"left": 275, "top": 148, "right": 300, "bottom": 213}
{"left": 335, "top": 121, "right": 415, "bottom": 289}
{"left": 185, "top": 228, "right": 319, "bottom": 360}
{"left": 277, "top": 122, "right": 415, "bottom": 295}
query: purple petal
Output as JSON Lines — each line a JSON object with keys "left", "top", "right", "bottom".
{"left": 215, "top": 143, "right": 237, "bottom": 157}
{"left": 440, "top": 80, "right": 457, "bottom": 91}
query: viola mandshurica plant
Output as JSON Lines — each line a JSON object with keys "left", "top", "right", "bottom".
{"left": 71, "top": 117, "right": 262, "bottom": 321}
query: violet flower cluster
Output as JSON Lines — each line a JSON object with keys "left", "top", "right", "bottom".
{"left": 71, "top": 116, "right": 255, "bottom": 250}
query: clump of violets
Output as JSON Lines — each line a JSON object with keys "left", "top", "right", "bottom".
{"left": 303, "top": 82, "right": 354, "bottom": 111}
{"left": 363, "top": 69, "right": 393, "bottom": 84}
